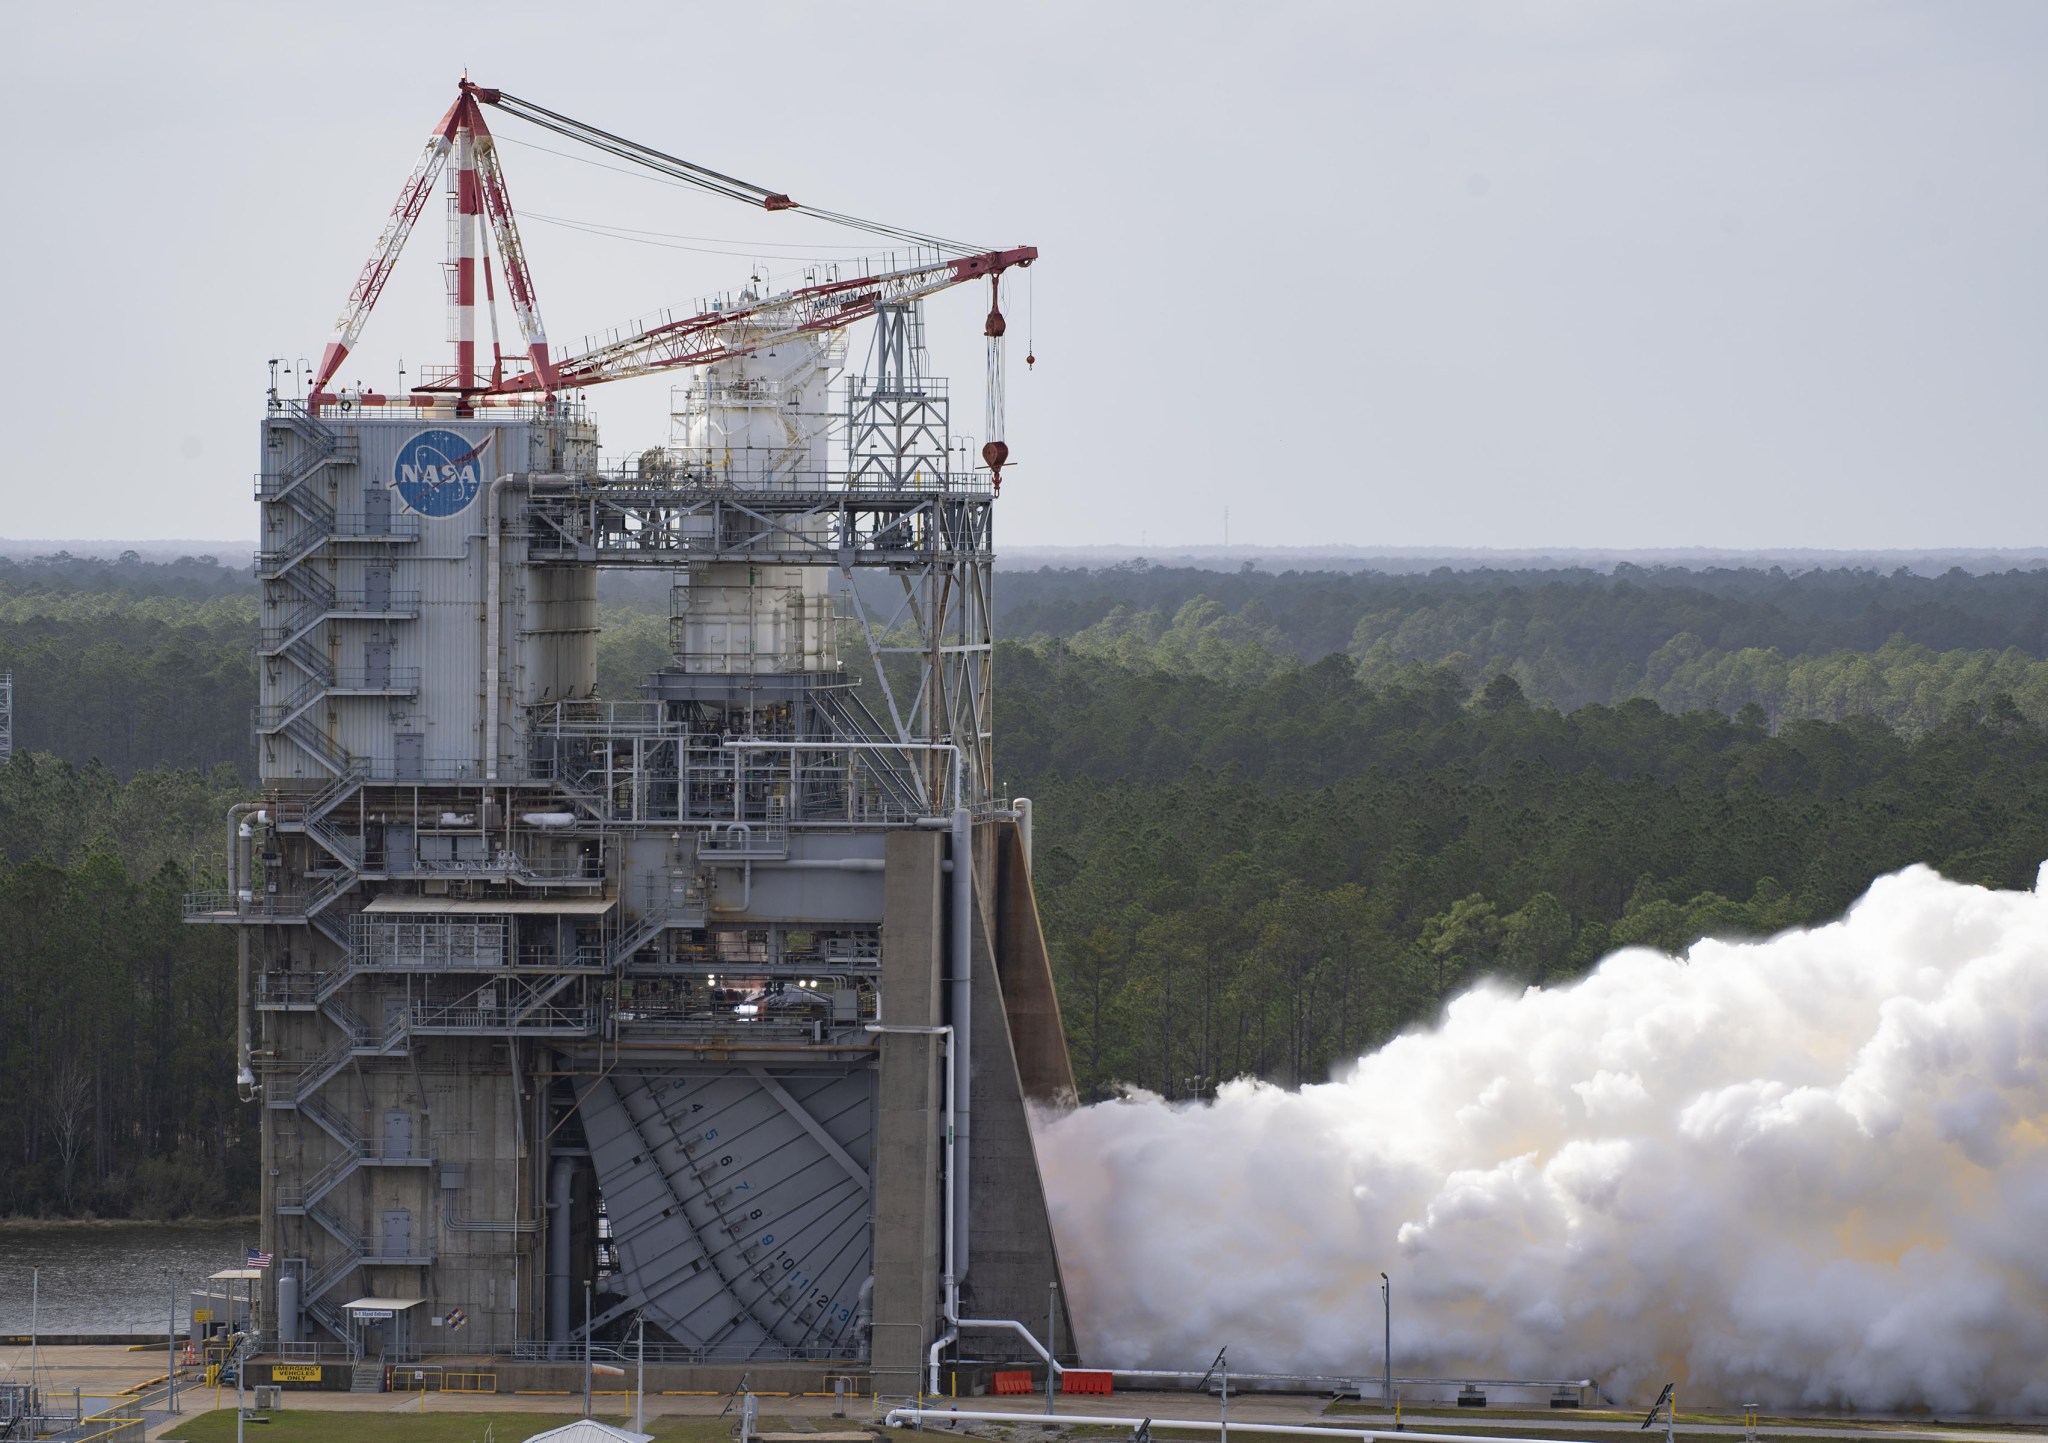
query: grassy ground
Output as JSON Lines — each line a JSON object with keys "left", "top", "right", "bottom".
{"left": 160, "top": 1409, "right": 771, "bottom": 1443}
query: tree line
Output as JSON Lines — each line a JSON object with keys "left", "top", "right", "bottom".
{"left": 998, "top": 560, "right": 2048, "bottom": 667}
{"left": 14, "top": 557, "right": 2048, "bottom": 1210}
{"left": 0, "top": 756, "right": 251, "bottom": 1217}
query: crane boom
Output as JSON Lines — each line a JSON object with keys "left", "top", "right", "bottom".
{"left": 514, "top": 247, "right": 1036, "bottom": 392}
{"left": 313, "top": 97, "right": 461, "bottom": 397}
{"left": 307, "top": 78, "right": 1034, "bottom": 443}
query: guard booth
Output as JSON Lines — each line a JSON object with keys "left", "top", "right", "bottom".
{"left": 340, "top": 1297, "right": 423, "bottom": 1361}
{"left": 191, "top": 1268, "right": 263, "bottom": 1341}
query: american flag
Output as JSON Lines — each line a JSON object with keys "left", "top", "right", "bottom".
{"left": 246, "top": 1246, "right": 273, "bottom": 1269}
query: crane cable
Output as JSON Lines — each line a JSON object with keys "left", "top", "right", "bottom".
{"left": 482, "top": 89, "right": 983, "bottom": 257}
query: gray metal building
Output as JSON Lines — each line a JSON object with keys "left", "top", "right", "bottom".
{"left": 188, "top": 314, "right": 1076, "bottom": 1393}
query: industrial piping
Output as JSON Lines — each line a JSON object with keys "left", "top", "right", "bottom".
{"left": 949, "top": 797, "right": 973, "bottom": 1310}
{"left": 484, "top": 473, "right": 521, "bottom": 785}
{"left": 547, "top": 1157, "right": 576, "bottom": 1352}
{"left": 883, "top": 1413, "right": 1603, "bottom": 1443}
{"left": 485, "top": 472, "right": 572, "bottom": 785}
{"left": 228, "top": 802, "right": 268, "bottom": 1098}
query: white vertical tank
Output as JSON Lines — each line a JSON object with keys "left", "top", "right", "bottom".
{"left": 666, "top": 326, "right": 845, "bottom": 680}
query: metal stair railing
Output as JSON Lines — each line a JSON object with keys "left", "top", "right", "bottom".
{"left": 294, "top": 859, "right": 358, "bottom": 916}
{"left": 258, "top": 416, "right": 356, "bottom": 515}
{"left": 313, "top": 954, "right": 363, "bottom": 1007}
{"left": 259, "top": 604, "right": 336, "bottom": 660}
{"left": 306, "top": 764, "right": 367, "bottom": 822}
{"left": 276, "top": 1141, "right": 367, "bottom": 1212}
{"left": 307, "top": 1201, "right": 367, "bottom": 1258}
{"left": 273, "top": 764, "right": 367, "bottom": 834}
{"left": 257, "top": 524, "right": 333, "bottom": 580}
{"left": 303, "top": 1294, "right": 356, "bottom": 1355}
{"left": 289, "top": 1031, "right": 361, "bottom": 1107}
{"left": 509, "top": 971, "right": 584, "bottom": 1028}
{"left": 549, "top": 765, "right": 614, "bottom": 822}
{"left": 610, "top": 902, "right": 676, "bottom": 967}
{"left": 297, "top": 1094, "right": 365, "bottom": 1152}
{"left": 281, "top": 713, "right": 351, "bottom": 777}
{"left": 271, "top": 632, "right": 335, "bottom": 694}
{"left": 320, "top": 995, "right": 370, "bottom": 1040}
{"left": 309, "top": 907, "right": 354, "bottom": 954}
{"left": 276, "top": 561, "right": 338, "bottom": 610}
{"left": 254, "top": 673, "right": 331, "bottom": 735}
{"left": 303, "top": 810, "right": 365, "bottom": 868}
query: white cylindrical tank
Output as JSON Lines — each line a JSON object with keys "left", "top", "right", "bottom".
{"left": 671, "top": 327, "right": 841, "bottom": 488}
{"left": 276, "top": 1271, "right": 301, "bottom": 1345}
{"left": 667, "top": 329, "right": 844, "bottom": 678}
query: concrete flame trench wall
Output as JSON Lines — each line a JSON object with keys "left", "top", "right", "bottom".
{"left": 579, "top": 1067, "right": 873, "bottom": 1353}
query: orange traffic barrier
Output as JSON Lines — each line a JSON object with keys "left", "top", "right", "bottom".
{"left": 1061, "top": 1370, "right": 1114, "bottom": 1396}
{"left": 993, "top": 1369, "right": 1035, "bottom": 1396}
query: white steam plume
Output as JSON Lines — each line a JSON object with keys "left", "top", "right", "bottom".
{"left": 1034, "top": 864, "right": 2048, "bottom": 1413}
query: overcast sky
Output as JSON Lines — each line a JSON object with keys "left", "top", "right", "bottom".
{"left": 6, "top": 1, "right": 2045, "bottom": 550}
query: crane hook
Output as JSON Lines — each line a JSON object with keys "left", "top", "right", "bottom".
{"left": 985, "top": 275, "right": 1006, "bottom": 338}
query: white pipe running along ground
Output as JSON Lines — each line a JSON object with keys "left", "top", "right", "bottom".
{"left": 883, "top": 1413, "right": 1598, "bottom": 1443}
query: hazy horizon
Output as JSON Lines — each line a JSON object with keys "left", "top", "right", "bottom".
{"left": 7, "top": 2, "right": 2047, "bottom": 550}
{"left": 13, "top": 536, "right": 2048, "bottom": 578}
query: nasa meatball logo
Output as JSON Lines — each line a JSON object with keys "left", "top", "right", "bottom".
{"left": 392, "top": 429, "right": 489, "bottom": 517}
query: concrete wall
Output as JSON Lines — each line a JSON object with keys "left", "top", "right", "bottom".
{"left": 868, "top": 829, "right": 945, "bottom": 1395}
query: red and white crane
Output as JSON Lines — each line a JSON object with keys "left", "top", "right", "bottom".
{"left": 309, "top": 80, "right": 1033, "bottom": 484}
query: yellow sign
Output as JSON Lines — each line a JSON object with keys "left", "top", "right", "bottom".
{"left": 193, "top": 1309, "right": 212, "bottom": 1323}
{"left": 272, "top": 1364, "right": 322, "bottom": 1382}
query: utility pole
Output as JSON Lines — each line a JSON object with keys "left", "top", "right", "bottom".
{"left": 167, "top": 1277, "right": 179, "bottom": 1414}
{"left": 583, "top": 1282, "right": 593, "bottom": 1419}
{"left": 1198, "top": 1346, "right": 1230, "bottom": 1443}
{"left": 634, "top": 1313, "right": 645, "bottom": 1434}
{"left": 1220, "top": 1348, "right": 1230, "bottom": 1443}
{"left": 1381, "top": 1272, "right": 1391, "bottom": 1411}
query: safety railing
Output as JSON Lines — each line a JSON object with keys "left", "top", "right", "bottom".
{"left": 276, "top": 1144, "right": 366, "bottom": 1211}
{"left": 257, "top": 972, "right": 327, "bottom": 1008}
{"left": 270, "top": 1339, "right": 355, "bottom": 1361}
{"left": 329, "top": 588, "right": 423, "bottom": 613}
{"left": 501, "top": 1338, "right": 852, "bottom": 1363}
{"left": 182, "top": 890, "right": 310, "bottom": 920}
{"left": 408, "top": 1001, "right": 594, "bottom": 1036}
{"left": 256, "top": 670, "right": 422, "bottom": 730}
{"left": 351, "top": 915, "right": 509, "bottom": 970}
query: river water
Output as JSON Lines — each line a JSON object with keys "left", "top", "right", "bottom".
{"left": 0, "top": 1222, "right": 254, "bottom": 1335}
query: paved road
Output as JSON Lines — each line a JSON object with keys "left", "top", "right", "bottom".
{"left": 0, "top": 1345, "right": 2016, "bottom": 1443}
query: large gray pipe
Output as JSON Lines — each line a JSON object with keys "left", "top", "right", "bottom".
{"left": 547, "top": 1158, "right": 575, "bottom": 1350}
{"left": 484, "top": 473, "right": 570, "bottom": 783}
{"left": 949, "top": 804, "right": 973, "bottom": 1297}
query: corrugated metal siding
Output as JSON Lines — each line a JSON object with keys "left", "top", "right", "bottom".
{"left": 259, "top": 415, "right": 595, "bottom": 783}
